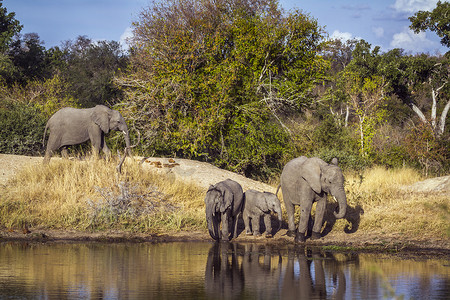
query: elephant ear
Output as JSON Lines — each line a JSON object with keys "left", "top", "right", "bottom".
{"left": 91, "top": 105, "right": 110, "bottom": 133}
{"left": 256, "top": 193, "right": 270, "bottom": 212}
{"left": 301, "top": 158, "right": 322, "bottom": 194}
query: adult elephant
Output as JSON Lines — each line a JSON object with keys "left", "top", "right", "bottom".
{"left": 243, "top": 190, "right": 282, "bottom": 238}
{"left": 277, "top": 156, "right": 347, "bottom": 243}
{"left": 204, "top": 179, "right": 244, "bottom": 241}
{"left": 42, "top": 105, "right": 131, "bottom": 163}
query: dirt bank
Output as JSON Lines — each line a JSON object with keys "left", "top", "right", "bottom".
{"left": 0, "top": 154, "right": 449, "bottom": 253}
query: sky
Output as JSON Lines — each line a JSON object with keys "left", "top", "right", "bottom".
{"left": 2, "top": 0, "right": 447, "bottom": 54}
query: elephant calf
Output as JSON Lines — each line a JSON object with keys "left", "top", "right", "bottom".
{"left": 243, "top": 190, "right": 282, "bottom": 238}
{"left": 204, "top": 179, "right": 244, "bottom": 241}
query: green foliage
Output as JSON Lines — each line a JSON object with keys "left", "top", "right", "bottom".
{"left": 8, "top": 33, "right": 49, "bottom": 84}
{"left": 220, "top": 104, "right": 291, "bottom": 179}
{"left": 29, "top": 74, "right": 78, "bottom": 117}
{"left": 409, "top": 1, "right": 450, "bottom": 48}
{"left": 310, "top": 116, "right": 368, "bottom": 170}
{"left": 404, "top": 123, "right": 448, "bottom": 176}
{"left": 0, "top": 2, "right": 22, "bottom": 53}
{"left": 0, "top": 0, "right": 448, "bottom": 179}
{"left": 60, "top": 37, "right": 127, "bottom": 107}
{"left": 312, "top": 115, "right": 346, "bottom": 149}
{"left": 119, "top": 0, "right": 327, "bottom": 178}
{"left": 0, "top": 99, "right": 46, "bottom": 155}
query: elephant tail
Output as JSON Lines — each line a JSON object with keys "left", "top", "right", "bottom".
{"left": 276, "top": 184, "right": 281, "bottom": 197}
{"left": 42, "top": 122, "right": 49, "bottom": 148}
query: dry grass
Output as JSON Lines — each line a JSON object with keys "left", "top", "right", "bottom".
{"left": 331, "top": 166, "right": 450, "bottom": 239}
{"left": 1, "top": 159, "right": 448, "bottom": 240}
{"left": 0, "top": 157, "right": 206, "bottom": 233}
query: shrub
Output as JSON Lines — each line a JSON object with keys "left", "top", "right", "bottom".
{"left": 0, "top": 100, "right": 46, "bottom": 155}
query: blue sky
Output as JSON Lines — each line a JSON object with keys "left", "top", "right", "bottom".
{"left": 2, "top": 0, "right": 447, "bottom": 54}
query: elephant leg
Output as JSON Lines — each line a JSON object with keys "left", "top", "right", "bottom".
{"left": 43, "top": 150, "right": 52, "bottom": 164}
{"left": 102, "top": 142, "right": 112, "bottom": 159}
{"left": 296, "top": 201, "right": 313, "bottom": 242}
{"left": 215, "top": 215, "right": 222, "bottom": 240}
{"left": 311, "top": 198, "right": 326, "bottom": 239}
{"left": 231, "top": 213, "right": 240, "bottom": 239}
{"left": 61, "top": 146, "right": 69, "bottom": 159}
{"left": 285, "top": 200, "right": 296, "bottom": 236}
{"left": 44, "top": 134, "right": 59, "bottom": 163}
{"left": 89, "top": 130, "right": 103, "bottom": 158}
{"left": 243, "top": 211, "right": 252, "bottom": 235}
{"left": 263, "top": 214, "right": 273, "bottom": 237}
{"left": 221, "top": 213, "right": 229, "bottom": 241}
{"left": 251, "top": 215, "right": 261, "bottom": 236}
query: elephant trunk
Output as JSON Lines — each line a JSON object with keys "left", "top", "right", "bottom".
{"left": 124, "top": 130, "right": 131, "bottom": 148}
{"left": 274, "top": 205, "right": 283, "bottom": 231}
{"left": 122, "top": 129, "right": 132, "bottom": 156}
{"left": 332, "top": 186, "right": 347, "bottom": 219}
{"left": 207, "top": 217, "right": 219, "bottom": 240}
{"left": 206, "top": 204, "right": 219, "bottom": 240}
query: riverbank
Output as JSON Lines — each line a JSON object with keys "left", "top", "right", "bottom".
{"left": 0, "top": 154, "right": 449, "bottom": 252}
{"left": 1, "top": 227, "right": 449, "bottom": 253}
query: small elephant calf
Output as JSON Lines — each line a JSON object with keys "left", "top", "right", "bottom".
{"left": 243, "top": 190, "right": 282, "bottom": 238}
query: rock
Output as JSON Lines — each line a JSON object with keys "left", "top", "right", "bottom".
{"left": 404, "top": 175, "right": 450, "bottom": 193}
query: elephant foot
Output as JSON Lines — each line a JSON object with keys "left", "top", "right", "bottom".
{"left": 294, "top": 232, "right": 306, "bottom": 243}
{"left": 310, "top": 231, "right": 321, "bottom": 240}
{"left": 286, "top": 230, "right": 297, "bottom": 237}
{"left": 265, "top": 233, "right": 273, "bottom": 238}
{"left": 253, "top": 231, "right": 261, "bottom": 237}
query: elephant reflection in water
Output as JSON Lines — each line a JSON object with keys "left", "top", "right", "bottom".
{"left": 281, "top": 248, "right": 346, "bottom": 300}
{"left": 241, "top": 244, "right": 282, "bottom": 299}
{"left": 205, "top": 244, "right": 347, "bottom": 299}
{"left": 205, "top": 243, "right": 282, "bottom": 300}
{"left": 204, "top": 243, "right": 244, "bottom": 299}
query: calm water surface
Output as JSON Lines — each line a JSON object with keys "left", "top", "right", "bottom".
{"left": 0, "top": 242, "right": 448, "bottom": 299}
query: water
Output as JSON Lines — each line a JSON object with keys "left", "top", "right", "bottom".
{"left": 0, "top": 242, "right": 448, "bottom": 299}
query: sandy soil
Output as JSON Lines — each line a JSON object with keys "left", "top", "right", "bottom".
{"left": 0, "top": 153, "right": 449, "bottom": 253}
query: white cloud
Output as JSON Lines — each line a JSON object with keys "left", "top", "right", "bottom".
{"left": 373, "top": 27, "right": 385, "bottom": 38}
{"left": 390, "top": 27, "right": 436, "bottom": 52}
{"left": 330, "top": 30, "right": 357, "bottom": 42}
{"left": 392, "top": 0, "right": 438, "bottom": 14}
{"left": 119, "top": 27, "right": 133, "bottom": 48}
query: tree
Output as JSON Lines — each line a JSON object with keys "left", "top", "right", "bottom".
{"left": 321, "top": 39, "right": 358, "bottom": 127}
{"left": 60, "top": 36, "right": 127, "bottom": 107}
{"left": 409, "top": 0, "right": 450, "bottom": 48}
{"left": 341, "top": 71, "right": 387, "bottom": 158}
{"left": 8, "top": 33, "right": 49, "bottom": 83}
{"left": 0, "top": 1, "right": 22, "bottom": 53}
{"left": 0, "top": 1, "right": 22, "bottom": 84}
{"left": 404, "top": 54, "right": 450, "bottom": 137}
{"left": 118, "top": 0, "right": 328, "bottom": 177}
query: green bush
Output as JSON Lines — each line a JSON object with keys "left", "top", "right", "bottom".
{"left": 314, "top": 148, "right": 370, "bottom": 171}
{"left": 0, "top": 100, "right": 46, "bottom": 155}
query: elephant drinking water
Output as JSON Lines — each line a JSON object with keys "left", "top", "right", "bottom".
{"left": 277, "top": 156, "right": 347, "bottom": 243}
{"left": 42, "top": 105, "right": 131, "bottom": 162}
{"left": 204, "top": 179, "right": 244, "bottom": 241}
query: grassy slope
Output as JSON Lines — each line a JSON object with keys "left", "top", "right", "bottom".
{"left": 0, "top": 159, "right": 448, "bottom": 243}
